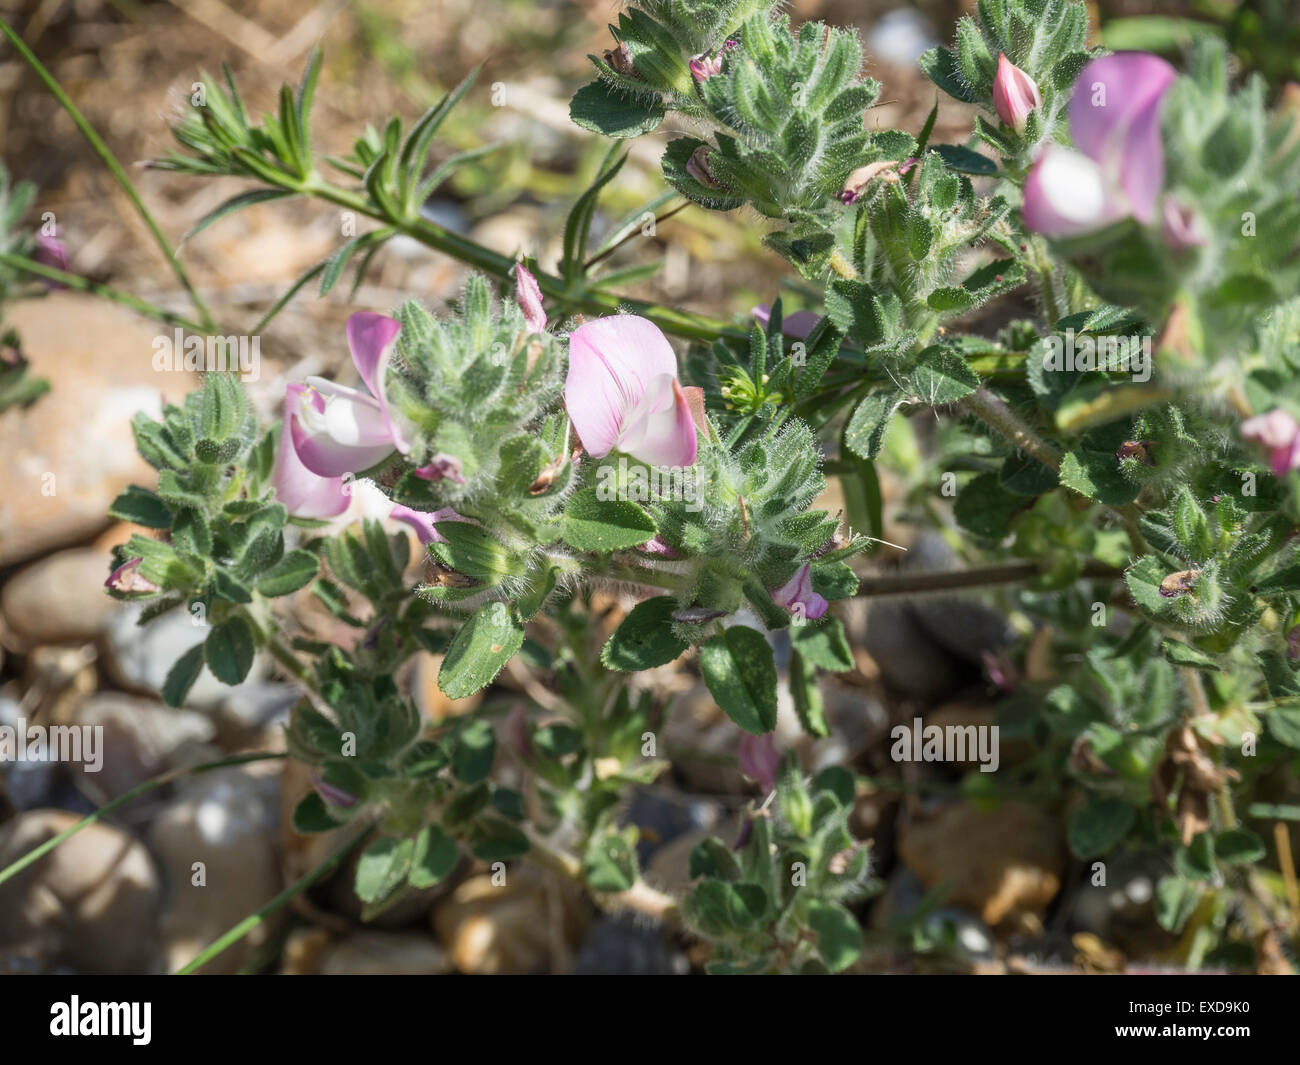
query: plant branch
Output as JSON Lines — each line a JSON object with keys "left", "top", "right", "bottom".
{"left": 855, "top": 559, "right": 1122, "bottom": 598}
{"left": 0, "top": 751, "right": 286, "bottom": 889}
{"left": 0, "top": 18, "right": 215, "bottom": 330}
{"left": 0, "top": 253, "right": 210, "bottom": 333}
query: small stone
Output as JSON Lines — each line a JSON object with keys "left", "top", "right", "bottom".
{"left": 0, "top": 294, "right": 199, "bottom": 567}
{"left": 0, "top": 809, "right": 161, "bottom": 973}
{"left": 69, "top": 693, "right": 214, "bottom": 800}
{"left": 897, "top": 800, "right": 1065, "bottom": 926}
{"left": 315, "top": 931, "right": 452, "bottom": 975}
{"left": 148, "top": 766, "right": 281, "bottom": 974}
{"left": 1, "top": 548, "right": 124, "bottom": 645}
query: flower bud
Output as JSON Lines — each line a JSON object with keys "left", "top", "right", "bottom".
{"left": 1162, "top": 197, "right": 1207, "bottom": 253}
{"left": 737, "top": 732, "right": 780, "bottom": 793}
{"left": 511, "top": 262, "right": 546, "bottom": 335}
{"left": 414, "top": 453, "right": 467, "bottom": 485}
{"left": 104, "top": 557, "right": 160, "bottom": 596}
{"left": 689, "top": 52, "right": 723, "bottom": 83}
{"left": 1241, "top": 408, "right": 1300, "bottom": 475}
{"left": 685, "top": 145, "right": 722, "bottom": 189}
{"left": 1115, "top": 440, "right": 1157, "bottom": 467}
{"left": 992, "top": 54, "right": 1042, "bottom": 135}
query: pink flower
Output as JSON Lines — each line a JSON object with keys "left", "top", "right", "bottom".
{"left": 512, "top": 263, "right": 546, "bottom": 334}
{"left": 638, "top": 535, "right": 682, "bottom": 558}
{"left": 309, "top": 772, "right": 358, "bottom": 809}
{"left": 272, "top": 384, "right": 350, "bottom": 518}
{"left": 1162, "top": 197, "right": 1207, "bottom": 253}
{"left": 1241, "top": 408, "right": 1300, "bottom": 475}
{"left": 34, "top": 230, "right": 69, "bottom": 271}
{"left": 390, "top": 503, "right": 464, "bottom": 545}
{"left": 992, "top": 54, "right": 1042, "bottom": 135}
{"left": 1023, "top": 53, "right": 1177, "bottom": 238}
{"left": 690, "top": 52, "right": 723, "bottom": 82}
{"left": 104, "top": 557, "right": 160, "bottom": 596}
{"left": 770, "top": 563, "right": 828, "bottom": 621}
{"left": 289, "top": 312, "right": 409, "bottom": 478}
{"left": 752, "top": 303, "right": 821, "bottom": 340}
{"left": 737, "top": 732, "right": 780, "bottom": 791}
{"left": 414, "top": 454, "right": 467, "bottom": 485}
{"left": 564, "top": 315, "right": 698, "bottom": 467}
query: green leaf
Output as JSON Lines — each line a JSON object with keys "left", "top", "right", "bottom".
{"left": 909, "top": 345, "right": 979, "bottom": 404}
{"left": 928, "top": 143, "right": 997, "bottom": 175}
{"left": 467, "top": 817, "right": 530, "bottom": 861}
{"left": 438, "top": 602, "right": 524, "bottom": 699}
{"left": 108, "top": 485, "right": 172, "bottom": 528}
{"left": 1265, "top": 704, "right": 1300, "bottom": 749}
{"left": 1059, "top": 448, "right": 1140, "bottom": 505}
{"left": 354, "top": 835, "right": 414, "bottom": 904}
{"left": 953, "top": 472, "right": 1027, "bottom": 539}
{"left": 1154, "top": 875, "right": 1201, "bottom": 933}
{"left": 183, "top": 188, "right": 296, "bottom": 242}
{"left": 255, "top": 549, "right": 319, "bottom": 597}
{"left": 452, "top": 718, "right": 497, "bottom": 784}
{"left": 699, "top": 626, "right": 778, "bottom": 735}
{"left": 292, "top": 792, "right": 342, "bottom": 834}
{"left": 161, "top": 643, "right": 205, "bottom": 708}
{"left": 204, "top": 616, "right": 255, "bottom": 685}
{"left": 1175, "top": 831, "right": 1216, "bottom": 881}
{"left": 409, "top": 825, "right": 460, "bottom": 888}
{"left": 563, "top": 486, "right": 657, "bottom": 552}
{"left": 790, "top": 618, "right": 853, "bottom": 672}
{"left": 601, "top": 595, "right": 689, "bottom": 671}
{"left": 844, "top": 391, "right": 901, "bottom": 460}
{"left": 1124, "top": 556, "right": 1174, "bottom": 615}
{"left": 806, "top": 900, "right": 862, "bottom": 972}
{"left": 1161, "top": 639, "right": 1220, "bottom": 672}
{"left": 584, "top": 831, "right": 638, "bottom": 893}
{"left": 1214, "top": 828, "right": 1265, "bottom": 866}
{"left": 790, "top": 650, "right": 828, "bottom": 737}
{"left": 569, "top": 79, "right": 665, "bottom": 138}
{"left": 1067, "top": 796, "right": 1136, "bottom": 859}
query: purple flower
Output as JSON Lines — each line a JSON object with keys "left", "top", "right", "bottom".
{"left": 414, "top": 453, "right": 467, "bottom": 485}
{"left": 1162, "top": 197, "right": 1207, "bottom": 253}
{"left": 1023, "top": 53, "right": 1177, "bottom": 237}
{"left": 390, "top": 503, "right": 465, "bottom": 545}
{"left": 737, "top": 732, "right": 780, "bottom": 792}
{"left": 272, "top": 384, "right": 350, "bottom": 519}
{"left": 34, "top": 229, "right": 69, "bottom": 278}
{"left": 638, "top": 535, "right": 682, "bottom": 558}
{"left": 309, "top": 772, "right": 358, "bottom": 809}
{"left": 690, "top": 52, "right": 724, "bottom": 82}
{"left": 564, "top": 315, "right": 698, "bottom": 468}
{"left": 1241, "top": 408, "right": 1300, "bottom": 475}
{"left": 289, "top": 312, "right": 410, "bottom": 477}
{"left": 104, "top": 557, "right": 160, "bottom": 596}
{"left": 752, "top": 303, "right": 821, "bottom": 341}
{"left": 993, "top": 54, "right": 1042, "bottom": 135}
{"left": 512, "top": 263, "right": 546, "bottom": 334}
{"left": 770, "top": 563, "right": 828, "bottom": 621}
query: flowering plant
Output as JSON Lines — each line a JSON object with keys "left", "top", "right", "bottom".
{"left": 4, "top": 0, "right": 1300, "bottom": 975}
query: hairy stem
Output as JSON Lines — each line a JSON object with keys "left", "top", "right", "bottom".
{"left": 856, "top": 558, "right": 1122, "bottom": 598}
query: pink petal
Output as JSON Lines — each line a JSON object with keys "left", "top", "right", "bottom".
{"left": 737, "top": 732, "right": 780, "bottom": 788}
{"left": 616, "top": 374, "right": 699, "bottom": 467}
{"left": 274, "top": 384, "right": 350, "bottom": 518}
{"left": 565, "top": 315, "right": 678, "bottom": 458}
{"left": 1069, "top": 53, "right": 1176, "bottom": 224}
{"left": 289, "top": 380, "right": 397, "bottom": 478}
{"left": 512, "top": 263, "right": 546, "bottom": 334}
{"left": 771, "top": 563, "right": 828, "bottom": 621}
{"left": 390, "top": 504, "right": 465, "bottom": 545}
{"left": 345, "top": 312, "right": 409, "bottom": 454}
{"left": 1023, "top": 145, "right": 1122, "bottom": 237}
{"left": 993, "top": 54, "right": 1041, "bottom": 134}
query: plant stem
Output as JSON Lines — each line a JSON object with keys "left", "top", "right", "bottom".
{"left": 0, "top": 18, "right": 215, "bottom": 331}
{"left": 0, "top": 253, "right": 209, "bottom": 333}
{"left": 175, "top": 824, "right": 371, "bottom": 974}
{"left": 961, "top": 386, "right": 1062, "bottom": 471}
{"left": 1029, "top": 234, "right": 1062, "bottom": 326}
{"left": 524, "top": 827, "right": 680, "bottom": 925}
{"left": 855, "top": 558, "right": 1121, "bottom": 598}
{"left": 0, "top": 751, "right": 286, "bottom": 889}
{"left": 304, "top": 181, "right": 747, "bottom": 344}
